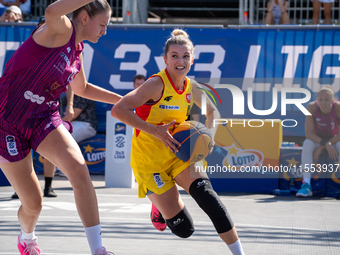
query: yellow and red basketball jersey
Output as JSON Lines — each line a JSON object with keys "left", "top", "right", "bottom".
{"left": 131, "top": 69, "right": 192, "bottom": 173}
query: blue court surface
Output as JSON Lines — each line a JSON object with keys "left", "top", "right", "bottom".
{"left": 0, "top": 174, "right": 339, "bottom": 255}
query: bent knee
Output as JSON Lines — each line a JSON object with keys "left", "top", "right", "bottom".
{"left": 62, "top": 163, "right": 90, "bottom": 183}
{"left": 22, "top": 198, "right": 43, "bottom": 215}
{"left": 166, "top": 207, "right": 195, "bottom": 238}
{"left": 303, "top": 139, "right": 315, "bottom": 148}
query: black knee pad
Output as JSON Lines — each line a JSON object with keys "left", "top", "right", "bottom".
{"left": 166, "top": 206, "right": 195, "bottom": 238}
{"left": 189, "top": 178, "right": 234, "bottom": 234}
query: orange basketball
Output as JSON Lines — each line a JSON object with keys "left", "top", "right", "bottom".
{"left": 172, "top": 121, "right": 213, "bottom": 163}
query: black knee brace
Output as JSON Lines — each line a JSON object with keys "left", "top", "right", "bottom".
{"left": 166, "top": 206, "right": 195, "bottom": 238}
{"left": 189, "top": 178, "right": 234, "bottom": 234}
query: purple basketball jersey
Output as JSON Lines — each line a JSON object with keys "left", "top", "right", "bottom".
{"left": 314, "top": 100, "right": 338, "bottom": 140}
{"left": 0, "top": 23, "right": 83, "bottom": 129}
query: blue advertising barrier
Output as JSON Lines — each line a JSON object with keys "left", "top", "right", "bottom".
{"left": 1, "top": 24, "right": 340, "bottom": 138}
{"left": 326, "top": 157, "right": 340, "bottom": 197}
{"left": 279, "top": 147, "right": 340, "bottom": 197}
{"left": 2, "top": 24, "right": 340, "bottom": 193}
{"left": 0, "top": 169, "right": 10, "bottom": 186}
{"left": 35, "top": 134, "right": 106, "bottom": 175}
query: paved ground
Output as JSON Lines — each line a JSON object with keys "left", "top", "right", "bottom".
{"left": 0, "top": 174, "right": 339, "bottom": 255}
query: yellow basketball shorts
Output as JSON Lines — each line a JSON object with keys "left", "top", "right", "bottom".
{"left": 133, "top": 158, "right": 191, "bottom": 198}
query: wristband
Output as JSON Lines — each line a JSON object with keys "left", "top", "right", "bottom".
{"left": 320, "top": 139, "right": 328, "bottom": 146}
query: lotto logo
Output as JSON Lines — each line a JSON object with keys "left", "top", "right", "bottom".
{"left": 6, "top": 135, "right": 18, "bottom": 156}
{"left": 24, "top": 91, "right": 45, "bottom": 104}
{"left": 153, "top": 173, "right": 165, "bottom": 188}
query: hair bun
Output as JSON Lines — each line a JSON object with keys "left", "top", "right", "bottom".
{"left": 171, "top": 29, "right": 189, "bottom": 38}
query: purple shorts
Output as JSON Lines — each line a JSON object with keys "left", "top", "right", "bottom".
{"left": 0, "top": 111, "right": 72, "bottom": 162}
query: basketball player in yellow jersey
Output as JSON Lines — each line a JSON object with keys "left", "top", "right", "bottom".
{"left": 111, "top": 29, "right": 245, "bottom": 255}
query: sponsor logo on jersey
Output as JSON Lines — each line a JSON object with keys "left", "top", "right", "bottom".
{"left": 186, "top": 93, "right": 191, "bottom": 103}
{"left": 53, "top": 62, "right": 66, "bottom": 74}
{"left": 45, "top": 82, "right": 63, "bottom": 98}
{"left": 24, "top": 91, "right": 45, "bottom": 104}
{"left": 44, "top": 122, "right": 53, "bottom": 130}
{"left": 159, "top": 105, "right": 180, "bottom": 110}
{"left": 46, "top": 100, "right": 59, "bottom": 108}
{"left": 316, "top": 119, "right": 327, "bottom": 127}
{"left": 6, "top": 135, "right": 18, "bottom": 156}
{"left": 164, "top": 96, "right": 172, "bottom": 101}
{"left": 60, "top": 52, "right": 70, "bottom": 66}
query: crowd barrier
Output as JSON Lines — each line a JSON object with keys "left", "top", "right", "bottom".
{"left": 1, "top": 23, "right": 340, "bottom": 196}
{"left": 2, "top": 23, "right": 340, "bottom": 138}
{"left": 34, "top": 134, "right": 106, "bottom": 175}
{"left": 279, "top": 147, "right": 340, "bottom": 197}
{"left": 1, "top": 134, "right": 340, "bottom": 198}
{"left": 206, "top": 119, "right": 282, "bottom": 193}
{"left": 0, "top": 169, "right": 9, "bottom": 186}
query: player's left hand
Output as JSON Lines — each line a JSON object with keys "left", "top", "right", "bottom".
{"left": 151, "top": 120, "right": 181, "bottom": 153}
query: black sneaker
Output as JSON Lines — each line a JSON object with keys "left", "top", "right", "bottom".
{"left": 11, "top": 192, "right": 19, "bottom": 199}
{"left": 44, "top": 187, "right": 57, "bottom": 197}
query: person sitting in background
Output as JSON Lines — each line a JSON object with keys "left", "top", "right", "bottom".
{"left": 0, "top": 5, "right": 21, "bottom": 22}
{"left": 61, "top": 93, "right": 98, "bottom": 143}
{"left": 312, "top": 0, "right": 333, "bottom": 24}
{"left": 133, "top": 74, "right": 147, "bottom": 89}
{"left": 296, "top": 86, "right": 340, "bottom": 197}
{"left": 54, "top": 92, "right": 99, "bottom": 177}
{"left": 265, "top": 0, "right": 289, "bottom": 25}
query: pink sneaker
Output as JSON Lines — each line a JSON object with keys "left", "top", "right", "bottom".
{"left": 94, "top": 246, "right": 115, "bottom": 255}
{"left": 17, "top": 234, "right": 41, "bottom": 255}
{"left": 150, "top": 204, "right": 166, "bottom": 231}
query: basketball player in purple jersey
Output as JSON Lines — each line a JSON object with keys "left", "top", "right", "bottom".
{"left": 297, "top": 86, "right": 340, "bottom": 197}
{"left": 0, "top": 0, "right": 120, "bottom": 254}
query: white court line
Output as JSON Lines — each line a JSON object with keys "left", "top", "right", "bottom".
{"left": 0, "top": 215, "right": 333, "bottom": 232}
{"left": 1, "top": 191, "right": 339, "bottom": 205}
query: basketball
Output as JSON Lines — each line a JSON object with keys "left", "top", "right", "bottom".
{"left": 172, "top": 121, "right": 213, "bottom": 163}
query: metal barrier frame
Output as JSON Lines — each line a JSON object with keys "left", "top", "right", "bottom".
{"left": 240, "top": 0, "right": 340, "bottom": 25}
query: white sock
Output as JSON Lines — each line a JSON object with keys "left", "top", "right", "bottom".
{"left": 84, "top": 224, "right": 102, "bottom": 255}
{"left": 227, "top": 239, "right": 245, "bottom": 255}
{"left": 303, "top": 172, "right": 311, "bottom": 185}
{"left": 20, "top": 229, "right": 36, "bottom": 241}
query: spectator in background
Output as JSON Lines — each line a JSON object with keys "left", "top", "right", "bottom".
{"left": 0, "top": 0, "right": 19, "bottom": 16}
{"left": 0, "top": 5, "right": 21, "bottom": 22}
{"left": 0, "top": 0, "right": 20, "bottom": 7}
{"left": 296, "top": 86, "right": 340, "bottom": 197}
{"left": 19, "top": 0, "right": 31, "bottom": 21}
{"left": 61, "top": 92, "right": 98, "bottom": 143}
{"left": 265, "top": 0, "right": 289, "bottom": 25}
{"left": 187, "top": 103, "right": 200, "bottom": 122}
{"left": 312, "top": 0, "right": 333, "bottom": 24}
{"left": 133, "top": 74, "right": 147, "bottom": 89}
{"left": 46, "top": 91, "right": 99, "bottom": 191}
